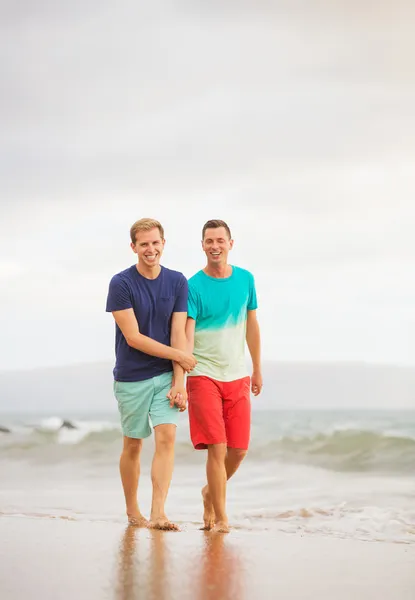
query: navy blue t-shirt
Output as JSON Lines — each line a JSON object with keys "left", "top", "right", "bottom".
{"left": 106, "top": 265, "right": 188, "bottom": 382}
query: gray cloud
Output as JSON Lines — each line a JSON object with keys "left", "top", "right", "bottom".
{"left": 2, "top": 0, "right": 415, "bottom": 199}
{"left": 1, "top": 0, "right": 414, "bottom": 369}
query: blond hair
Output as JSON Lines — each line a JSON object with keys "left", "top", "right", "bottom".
{"left": 130, "top": 218, "right": 165, "bottom": 243}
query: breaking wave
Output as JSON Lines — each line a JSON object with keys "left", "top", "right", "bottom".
{"left": 1, "top": 417, "right": 414, "bottom": 474}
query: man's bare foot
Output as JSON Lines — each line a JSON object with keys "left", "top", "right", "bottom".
{"left": 149, "top": 515, "right": 180, "bottom": 531}
{"left": 127, "top": 513, "right": 149, "bottom": 528}
{"left": 201, "top": 485, "right": 215, "bottom": 530}
{"left": 211, "top": 520, "right": 230, "bottom": 534}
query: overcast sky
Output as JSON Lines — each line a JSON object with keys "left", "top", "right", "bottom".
{"left": 1, "top": 0, "right": 414, "bottom": 370}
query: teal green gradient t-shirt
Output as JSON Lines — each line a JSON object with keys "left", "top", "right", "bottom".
{"left": 187, "top": 266, "right": 258, "bottom": 382}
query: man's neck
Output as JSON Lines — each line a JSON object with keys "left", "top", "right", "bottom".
{"left": 203, "top": 263, "right": 232, "bottom": 279}
{"left": 136, "top": 262, "right": 161, "bottom": 280}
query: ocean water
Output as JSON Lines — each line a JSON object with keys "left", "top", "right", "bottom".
{"left": 1, "top": 410, "right": 414, "bottom": 544}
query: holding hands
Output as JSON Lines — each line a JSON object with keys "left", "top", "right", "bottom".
{"left": 167, "top": 385, "right": 188, "bottom": 412}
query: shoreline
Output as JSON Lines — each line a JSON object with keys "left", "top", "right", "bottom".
{"left": 1, "top": 515, "right": 414, "bottom": 600}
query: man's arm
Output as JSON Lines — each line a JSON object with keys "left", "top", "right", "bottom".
{"left": 246, "top": 310, "right": 263, "bottom": 396}
{"left": 171, "top": 312, "right": 188, "bottom": 385}
{"left": 185, "top": 318, "right": 195, "bottom": 353}
{"left": 112, "top": 309, "right": 196, "bottom": 372}
{"left": 168, "top": 312, "right": 189, "bottom": 409}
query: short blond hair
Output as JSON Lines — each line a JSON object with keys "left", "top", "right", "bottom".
{"left": 130, "top": 218, "right": 165, "bottom": 243}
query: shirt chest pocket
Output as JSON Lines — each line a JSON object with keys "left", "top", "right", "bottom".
{"left": 157, "top": 296, "right": 176, "bottom": 330}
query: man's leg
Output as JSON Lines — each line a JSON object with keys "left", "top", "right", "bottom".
{"left": 149, "top": 423, "right": 179, "bottom": 530}
{"left": 202, "top": 447, "right": 247, "bottom": 529}
{"left": 203, "top": 376, "right": 251, "bottom": 531}
{"left": 148, "top": 372, "right": 180, "bottom": 530}
{"left": 119, "top": 436, "right": 148, "bottom": 526}
{"left": 187, "top": 376, "right": 228, "bottom": 531}
{"left": 114, "top": 380, "right": 153, "bottom": 525}
{"left": 206, "top": 443, "right": 229, "bottom": 533}
{"left": 225, "top": 448, "right": 248, "bottom": 478}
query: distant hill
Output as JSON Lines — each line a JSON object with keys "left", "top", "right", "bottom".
{"left": 0, "top": 361, "right": 414, "bottom": 414}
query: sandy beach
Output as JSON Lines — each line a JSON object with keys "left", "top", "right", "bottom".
{"left": 1, "top": 410, "right": 414, "bottom": 598}
{"left": 0, "top": 516, "right": 414, "bottom": 600}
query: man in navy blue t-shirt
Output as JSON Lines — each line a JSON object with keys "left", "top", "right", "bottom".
{"left": 106, "top": 218, "right": 196, "bottom": 530}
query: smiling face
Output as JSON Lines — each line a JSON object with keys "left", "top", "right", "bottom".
{"left": 202, "top": 226, "right": 234, "bottom": 267}
{"left": 131, "top": 227, "right": 165, "bottom": 269}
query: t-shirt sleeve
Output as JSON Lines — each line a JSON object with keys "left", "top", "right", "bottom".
{"left": 247, "top": 273, "right": 258, "bottom": 311}
{"left": 187, "top": 282, "right": 199, "bottom": 320}
{"left": 173, "top": 276, "right": 189, "bottom": 313}
{"left": 106, "top": 275, "right": 133, "bottom": 312}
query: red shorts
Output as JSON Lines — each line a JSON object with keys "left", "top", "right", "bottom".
{"left": 186, "top": 376, "right": 251, "bottom": 450}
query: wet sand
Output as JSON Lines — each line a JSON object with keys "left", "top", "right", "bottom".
{"left": 0, "top": 517, "right": 414, "bottom": 600}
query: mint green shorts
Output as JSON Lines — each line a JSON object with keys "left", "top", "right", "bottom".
{"left": 113, "top": 372, "right": 179, "bottom": 439}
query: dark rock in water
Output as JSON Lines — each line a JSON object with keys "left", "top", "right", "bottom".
{"left": 0, "top": 426, "right": 11, "bottom": 433}
{"left": 61, "top": 420, "right": 77, "bottom": 430}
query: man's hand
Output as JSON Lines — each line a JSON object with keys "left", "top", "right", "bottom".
{"left": 167, "top": 385, "right": 188, "bottom": 412}
{"left": 175, "top": 350, "right": 197, "bottom": 373}
{"left": 251, "top": 371, "right": 263, "bottom": 396}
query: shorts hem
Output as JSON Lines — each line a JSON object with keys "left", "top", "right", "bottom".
{"left": 226, "top": 441, "right": 250, "bottom": 451}
{"left": 193, "top": 439, "right": 227, "bottom": 450}
{"left": 152, "top": 421, "right": 178, "bottom": 428}
{"left": 122, "top": 429, "right": 152, "bottom": 440}
{"left": 192, "top": 439, "right": 250, "bottom": 450}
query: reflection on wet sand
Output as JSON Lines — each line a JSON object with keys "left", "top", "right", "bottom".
{"left": 116, "top": 525, "right": 168, "bottom": 600}
{"left": 116, "top": 525, "right": 138, "bottom": 600}
{"left": 148, "top": 529, "right": 167, "bottom": 600}
{"left": 116, "top": 526, "right": 244, "bottom": 600}
{"left": 198, "top": 532, "right": 244, "bottom": 600}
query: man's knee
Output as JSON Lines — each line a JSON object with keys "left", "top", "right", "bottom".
{"left": 228, "top": 448, "right": 248, "bottom": 464}
{"left": 123, "top": 437, "right": 143, "bottom": 458}
{"left": 154, "top": 425, "right": 176, "bottom": 452}
{"left": 207, "top": 443, "right": 227, "bottom": 462}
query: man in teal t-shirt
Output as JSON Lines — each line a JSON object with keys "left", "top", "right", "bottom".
{"left": 186, "top": 219, "right": 263, "bottom": 533}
